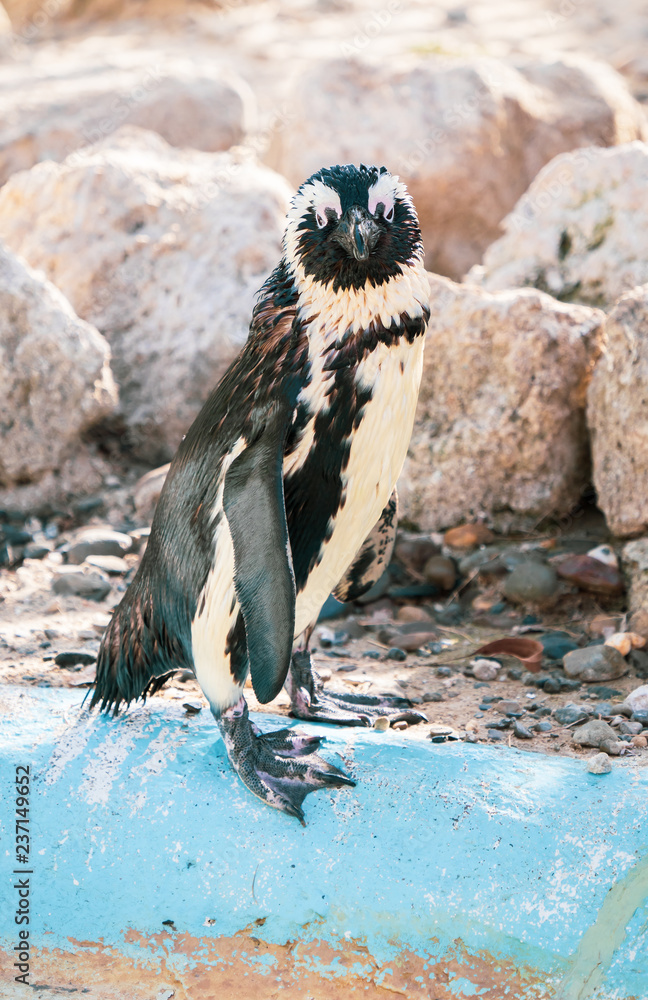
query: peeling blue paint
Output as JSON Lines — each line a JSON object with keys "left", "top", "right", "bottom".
{"left": 1, "top": 685, "right": 647, "bottom": 997}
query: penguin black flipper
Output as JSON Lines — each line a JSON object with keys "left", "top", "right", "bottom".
{"left": 223, "top": 390, "right": 299, "bottom": 705}
{"left": 333, "top": 489, "right": 398, "bottom": 603}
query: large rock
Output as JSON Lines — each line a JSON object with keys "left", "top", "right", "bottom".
{"left": 470, "top": 142, "right": 648, "bottom": 307}
{"left": 3, "top": 0, "right": 214, "bottom": 31}
{"left": 588, "top": 286, "right": 648, "bottom": 536}
{"left": 0, "top": 127, "right": 293, "bottom": 462}
{"left": 0, "top": 47, "right": 255, "bottom": 186}
{"left": 0, "top": 242, "right": 116, "bottom": 489}
{"left": 398, "top": 274, "right": 604, "bottom": 531}
{"left": 269, "top": 55, "right": 645, "bottom": 278}
{"left": 621, "top": 539, "right": 648, "bottom": 639}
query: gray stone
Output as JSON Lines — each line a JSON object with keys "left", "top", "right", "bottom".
{"left": 587, "top": 753, "right": 612, "bottom": 774}
{"left": 503, "top": 562, "right": 559, "bottom": 606}
{"left": 554, "top": 703, "right": 589, "bottom": 725}
{"left": 572, "top": 719, "right": 617, "bottom": 748}
{"left": 533, "top": 721, "right": 553, "bottom": 733}
{"left": 54, "top": 651, "right": 97, "bottom": 668}
{"left": 562, "top": 645, "right": 627, "bottom": 682}
{"left": 618, "top": 720, "right": 643, "bottom": 736}
{"left": 66, "top": 528, "right": 133, "bottom": 565}
{"left": 52, "top": 567, "right": 111, "bottom": 601}
{"left": 623, "top": 685, "right": 648, "bottom": 714}
{"left": 513, "top": 721, "right": 533, "bottom": 739}
{"left": 84, "top": 554, "right": 129, "bottom": 575}
{"left": 599, "top": 738, "right": 625, "bottom": 756}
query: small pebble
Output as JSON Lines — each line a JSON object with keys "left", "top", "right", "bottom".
{"left": 563, "top": 645, "right": 627, "bottom": 683}
{"left": 66, "top": 527, "right": 133, "bottom": 565}
{"left": 392, "top": 720, "right": 408, "bottom": 731}
{"left": 362, "top": 650, "right": 382, "bottom": 660}
{"left": 336, "top": 664, "right": 357, "bottom": 672}
{"left": 533, "top": 721, "right": 553, "bottom": 733}
{"left": 373, "top": 716, "right": 390, "bottom": 731}
{"left": 633, "top": 710, "right": 648, "bottom": 726}
{"left": 52, "top": 567, "right": 111, "bottom": 601}
{"left": 183, "top": 701, "right": 202, "bottom": 714}
{"left": 513, "top": 721, "right": 533, "bottom": 739}
{"left": 444, "top": 523, "right": 494, "bottom": 549}
{"left": 387, "top": 647, "right": 407, "bottom": 661}
{"left": 587, "top": 544, "right": 618, "bottom": 568}
{"left": 423, "top": 555, "right": 457, "bottom": 591}
{"left": 471, "top": 658, "right": 499, "bottom": 681}
{"left": 508, "top": 667, "right": 523, "bottom": 680}
{"left": 533, "top": 706, "right": 552, "bottom": 718}
{"left": 436, "top": 666, "right": 452, "bottom": 677}
{"left": 554, "top": 703, "right": 589, "bottom": 725}
{"left": 495, "top": 700, "right": 521, "bottom": 715}
{"left": 53, "top": 651, "right": 97, "bottom": 668}
{"left": 396, "top": 605, "right": 432, "bottom": 624}
{"left": 587, "top": 753, "right": 612, "bottom": 774}
{"left": 599, "top": 738, "right": 624, "bottom": 756}
{"left": 503, "top": 562, "right": 558, "bottom": 607}
{"left": 623, "top": 685, "right": 648, "bottom": 714}
{"left": 427, "top": 642, "right": 444, "bottom": 655}
{"left": 487, "top": 729, "right": 505, "bottom": 741}
{"left": 556, "top": 554, "right": 624, "bottom": 596}
{"left": 85, "top": 554, "right": 129, "bottom": 575}
{"left": 422, "top": 691, "right": 444, "bottom": 702}
{"left": 619, "top": 720, "right": 643, "bottom": 736}
{"left": 631, "top": 735, "right": 648, "bottom": 748}
{"left": 540, "top": 632, "right": 579, "bottom": 660}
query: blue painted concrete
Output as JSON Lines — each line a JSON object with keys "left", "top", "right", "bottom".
{"left": 1, "top": 684, "right": 647, "bottom": 997}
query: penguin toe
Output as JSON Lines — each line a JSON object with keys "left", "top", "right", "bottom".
{"left": 217, "top": 698, "right": 355, "bottom": 824}
{"left": 287, "top": 652, "right": 427, "bottom": 726}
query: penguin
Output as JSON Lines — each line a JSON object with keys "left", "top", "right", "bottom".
{"left": 90, "top": 164, "right": 431, "bottom": 824}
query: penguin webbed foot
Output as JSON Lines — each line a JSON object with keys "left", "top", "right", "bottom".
{"left": 287, "top": 650, "right": 428, "bottom": 727}
{"left": 216, "top": 698, "right": 355, "bottom": 825}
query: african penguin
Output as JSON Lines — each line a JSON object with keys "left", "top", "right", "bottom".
{"left": 90, "top": 164, "right": 431, "bottom": 824}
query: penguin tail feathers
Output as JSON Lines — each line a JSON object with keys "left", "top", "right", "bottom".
{"left": 88, "top": 587, "right": 193, "bottom": 715}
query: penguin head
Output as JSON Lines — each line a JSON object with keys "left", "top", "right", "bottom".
{"left": 284, "top": 164, "right": 424, "bottom": 292}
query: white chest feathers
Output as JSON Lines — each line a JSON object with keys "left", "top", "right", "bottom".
{"left": 293, "top": 333, "right": 425, "bottom": 635}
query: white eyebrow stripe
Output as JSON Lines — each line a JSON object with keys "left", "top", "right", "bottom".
{"left": 309, "top": 180, "right": 342, "bottom": 217}
{"left": 368, "top": 172, "right": 397, "bottom": 215}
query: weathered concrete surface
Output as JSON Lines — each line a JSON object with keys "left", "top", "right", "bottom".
{"left": 0, "top": 686, "right": 647, "bottom": 999}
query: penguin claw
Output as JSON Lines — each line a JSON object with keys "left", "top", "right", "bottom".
{"left": 286, "top": 650, "right": 428, "bottom": 727}
{"left": 217, "top": 698, "right": 354, "bottom": 824}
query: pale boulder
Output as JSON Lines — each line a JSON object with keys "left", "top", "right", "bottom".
{"left": 269, "top": 55, "right": 645, "bottom": 278}
{"left": 0, "top": 242, "right": 117, "bottom": 488}
{"left": 588, "top": 286, "right": 648, "bottom": 536}
{"left": 470, "top": 142, "right": 648, "bottom": 308}
{"left": 621, "top": 539, "right": 648, "bottom": 639}
{"left": 398, "top": 275, "right": 604, "bottom": 531}
{"left": 0, "top": 48, "right": 255, "bottom": 186}
{"left": 0, "top": 127, "right": 293, "bottom": 462}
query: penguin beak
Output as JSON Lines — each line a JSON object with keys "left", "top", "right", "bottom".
{"left": 334, "top": 207, "right": 381, "bottom": 261}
